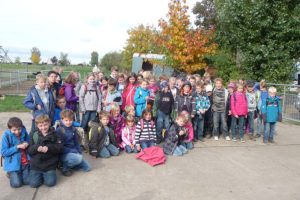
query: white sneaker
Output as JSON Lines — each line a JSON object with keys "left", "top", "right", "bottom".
{"left": 214, "top": 136, "right": 219, "bottom": 141}
{"left": 225, "top": 136, "right": 231, "bottom": 141}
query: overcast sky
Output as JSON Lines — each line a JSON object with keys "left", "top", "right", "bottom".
{"left": 0, "top": 0, "right": 198, "bottom": 64}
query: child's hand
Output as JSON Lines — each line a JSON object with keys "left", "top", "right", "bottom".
{"left": 42, "top": 146, "right": 48, "bottom": 153}
{"left": 131, "top": 145, "right": 134, "bottom": 150}
{"left": 37, "top": 105, "right": 42, "bottom": 111}
{"left": 179, "top": 130, "right": 185, "bottom": 136}
{"left": 235, "top": 115, "right": 239, "bottom": 118}
{"left": 229, "top": 110, "right": 232, "bottom": 115}
{"left": 136, "top": 145, "right": 141, "bottom": 152}
{"left": 245, "top": 115, "right": 248, "bottom": 118}
{"left": 145, "top": 96, "right": 149, "bottom": 101}
{"left": 37, "top": 146, "right": 43, "bottom": 152}
{"left": 22, "top": 142, "right": 29, "bottom": 149}
{"left": 191, "top": 115, "right": 195, "bottom": 118}
{"left": 16, "top": 144, "right": 24, "bottom": 149}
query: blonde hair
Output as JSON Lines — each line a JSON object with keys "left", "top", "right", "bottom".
{"left": 169, "top": 77, "right": 176, "bottom": 83}
{"left": 99, "top": 110, "right": 110, "bottom": 120}
{"left": 125, "top": 115, "right": 135, "bottom": 125}
{"left": 86, "top": 73, "right": 95, "bottom": 80}
{"left": 125, "top": 105, "right": 135, "bottom": 115}
{"left": 110, "top": 102, "right": 120, "bottom": 115}
{"left": 142, "top": 71, "right": 152, "bottom": 81}
{"left": 36, "top": 74, "right": 47, "bottom": 82}
{"left": 35, "top": 114, "right": 51, "bottom": 125}
{"left": 214, "top": 78, "right": 223, "bottom": 84}
{"left": 60, "top": 110, "right": 75, "bottom": 120}
{"left": 236, "top": 83, "right": 244, "bottom": 90}
{"left": 203, "top": 72, "right": 211, "bottom": 78}
{"left": 176, "top": 113, "right": 186, "bottom": 122}
{"left": 268, "top": 87, "right": 277, "bottom": 93}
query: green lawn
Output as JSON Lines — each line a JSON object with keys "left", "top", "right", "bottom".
{"left": 0, "top": 95, "right": 28, "bottom": 112}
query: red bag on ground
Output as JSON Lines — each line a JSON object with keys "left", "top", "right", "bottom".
{"left": 136, "top": 146, "right": 165, "bottom": 166}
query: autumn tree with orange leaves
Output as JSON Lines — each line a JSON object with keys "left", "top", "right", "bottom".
{"left": 156, "top": 0, "right": 217, "bottom": 74}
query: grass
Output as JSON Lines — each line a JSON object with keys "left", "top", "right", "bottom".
{"left": 0, "top": 95, "right": 28, "bottom": 112}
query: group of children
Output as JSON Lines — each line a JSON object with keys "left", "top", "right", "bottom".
{"left": 1, "top": 67, "right": 282, "bottom": 188}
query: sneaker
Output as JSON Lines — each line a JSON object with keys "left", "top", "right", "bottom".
{"left": 240, "top": 138, "right": 245, "bottom": 143}
{"left": 225, "top": 136, "right": 231, "bottom": 141}
{"left": 249, "top": 135, "right": 254, "bottom": 140}
{"left": 255, "top": 134, "right": 261, "bottom": 138}
{"left": 269, "top": 140, "right": 275, "bottom": 144}
{"left": 263, "top": 140, "right": 268, "bottom": 144}
{"left": 62, "top": 170, "right": 72, "bottom": 177}
{"left": 232, "top": 137, "right": 237, "bottom": 142}
{"left": 214, "top": 136, "right": 219, "bottom": 141}
{"left": 198, "top": 138, "right": 204, "bottom": 142}
{"left": 205, "top": 134, "right": 212, "bottom": 139}
{"left": 193, "top": 138, "right": 198, "bottom": 142}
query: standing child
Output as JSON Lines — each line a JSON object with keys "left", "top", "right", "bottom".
{"left": 110, "top": 66, "right": 119, "bottom": 80}
{"left": 174, "top": 81, "right": 196, "bottom": 118}
{"left": 1, "top": 117, "right": 30, "bottom": 188}
{"left": 163, "top": 113, "right": 188, "bottom": 156}
{"left": 256, "top": 80, "right": 267, "bottom": 137}
{"left": 147, "top": 76, "right": 159, "bottom": 101}
{"left": 204, "top": 85, "right": 213, "bottom": 138}
{"left": 100, "top": 76, "right": 108, "bottom": 93}
{"left": 116, "top": 73, "right": 125, "bottom": 95}
{"left": 194, "top": 82, "right": 211, "bottom": 142}
{"left": 102, "top": 78, "right": 122, "bottom": 112}
{"left": 121, "top": 116, "right": 138, "bottom": 153}
{"left": 24, "top": 74, "right": 55, "bottom": 133}
{"left": 61, "top": 73, "right": 79, "bottom": 113}
{"left": 109, "top": 103, "right": 125, "bottom": 148}
{"left": 47, "top": 71, "right": 60, "bottom": 99}
{"left": 231, "top": 83, "right": 248, "bottom": 142}
{"left": 134, "top": 79, "right": 150, "bottom": 117}
{"left": 261, "top": 87, "right": 282, "bottom": 143}
{"left": 227, "top": 83, "right": 235, "bottom": 132}
{"left": 181, "top": 111, "right": 194, "bottom": 149}
{"left": 124, "top": 105, "right": 139, "bottom": 124}
{"left": 169, "top": 77, "right": 179, "bottom": 100}
{"left": 28, "top": 115, "right": 62, "bottom": 188}
{"left": 72, "top": 71, "right": 82, "bottom": 123}
{"left": 56, "top": 110, "right": 91, "bottom": 176}
{"left": 122, "top": 73, "right": 138, "bottom": 112}
{"left": 135, "top": 108, "right": 156, "bottom": 151}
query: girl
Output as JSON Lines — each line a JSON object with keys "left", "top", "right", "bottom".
{"left": 231, "top": 83, "right": 248, "bottom": 142}
{"left": 121, "top": 116, "right": 138, "bottom": 153}
{"left": 72, "top": 71, "right": 82, "bottom": 123}
{"left": 137, "top": 74, "right": 143, "bottom": 85}
{"left": 181, "top": 110, "right": 194, "bottom": 149}
{"left": 169, "top": 77, "right": 179, "bottom": 100}
{"left": 135, "top": 108, "right": 156, "bottom": 151}
{"left": 134, "top": 79, "right": 150, "bottom": 117}
{"left": 147, "top": 76, "right": 159, "bottom": 101}
{"left": 109, "top": 103, "right": 124, "bottom": 148}
{"left": 62, "top": 73, "right": 79, "bottom": 112}
{"left": 100, "top": 76, "right": 108, "bottom": 93}
{"left": 121, "top": 73, "right": 138, "bottom": 111}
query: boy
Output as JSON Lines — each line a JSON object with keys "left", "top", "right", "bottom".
{"left": 24, "top": 74, "right": 55, "bottom": 133}
{"left": 204, "top": 85, "right": 214, "bottom": 138}
{"left": 153, "top": 82, "right": 174, "bottom": 144}
{"left": 261, "top": 87, "right": 282, "bottom": 143}
{"left": 116, "top": 73, "right": 125, "bottom": 95}
{"left": 194, "top": 82, "right": 211, "bottom": 142}
{"left": 89, "top": 111, "right": 119, "bottom": 158}
{"left": 48, "top": 70, "right": 60, "bottom": 99}
{"left": 1, "top": 117, "right": 30, "bottom": 188}
{"left": 189, "top": 76, "right": 196, "bottom": 93}
{"left": 211, "top": 78, "right": 230, "bottom": 141}
{"left": 256, "top": 80, "right": 267, "bottom": 137}
{"left": 110, "top": 66, "right": 119, "bottom": 80}
{"left": 27, "top": 114, "right": 62, "bottom": 188}
{"left": 102, "top": 78, "right": 122, "bottom": 112}
{"left": 56, "top": 110, "right": 91, "bottom": 176}
{"left": 176, "top": 76, "right": 184, "bottom": 90}
{"left": 246, "top": 80, "right": 262, "bottom": 139}
{"left": 174, "top": 81, "right": 196, "bottom": 118}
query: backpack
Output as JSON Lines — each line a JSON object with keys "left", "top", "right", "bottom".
{"left": 59, "top": 85, "right": 72, "bottom": 95}
{"left": 162, "top": 121, "right": 174, "bottom": 139}
{"left": 140, "top": 119, "right": 154, "bottom": 131}
{"left": 32, "top": 129, "right": 62, "bottom": 144}
{"left": 1, "top": 134, "right": 13, "bottom": 167}
{"left": 83, "top": 83, "right": 99, "bottom": 100}
{"left": 88, "top": 126, "right": 102, "bottom": 142}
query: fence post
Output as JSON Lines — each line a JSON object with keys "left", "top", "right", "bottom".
{"left": 282, "top": 85, "right": 286, "bottom": 117}
{"left": 17, "top": 70, "right": 20, "bottom": 94}
{"left": 10, "top": 72, "right": 12, "bottom": 84}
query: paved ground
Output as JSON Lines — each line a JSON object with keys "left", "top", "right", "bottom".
{"left": 0, "top": 112, "right": 300, "bottom": 200}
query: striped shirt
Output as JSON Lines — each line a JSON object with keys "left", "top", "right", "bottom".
{"left": 135, "top": 120, "right": 156, "bottom": 145}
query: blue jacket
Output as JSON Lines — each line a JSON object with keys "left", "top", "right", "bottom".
{"left": 195, "top": 92, "right": 211, "bottom": 115}
{"left": 134, "top": 87, "right": 150, "bottom": 117}
{"left": 1, "top": 127, "right": 30, "bottom": 171}
{"left": 23, "top": 86, "right": 55, "bottom": 120}
{"left": 56, "top": 123, "right": 82, "bottom": 154}
{"left": 52, "top": 107, "right": 81, "bottom": 127}
{"left": 261, "top": 95, "right": 282, "bottom": 123}
{"left": 102, "top": 89, "right": 122, "bottom": 112}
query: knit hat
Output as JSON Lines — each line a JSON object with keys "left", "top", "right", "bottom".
{"left": 160, "top": 82, "right": 169, "bottom": 89}
{"left": 182, "top": 81, "right": 192, "bottom": 89}
{"left": 247, "top": 80, "right": 255, "bottom": 87}
{"left": 206, "top": 85, "right": 213, "bottom": 92}
{"left": 227, "top": 83, "right": 235, "bottom": 90}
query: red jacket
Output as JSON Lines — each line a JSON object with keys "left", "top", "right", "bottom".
{"left": 122, "top": 83, "right": 137, "bottom": 111}
{"left": 136, "top": 146, "right": 165, "bottom": 166}
{"left": 231, "top": 92, "right": 248, "bottom": 116}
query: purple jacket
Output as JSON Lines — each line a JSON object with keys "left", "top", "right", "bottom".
{"left": 109, "top": 114, "right": 125, "bottom": 147}
{"left": 63, "top": 83, "right": 79, "bottom": 112}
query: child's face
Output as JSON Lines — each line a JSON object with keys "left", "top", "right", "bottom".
{"left": 177, "top": 80, "right": 183, "bottom": 88}
{"left": 113, "top": 110, "right": 120, "bottom": 117}
{"left": 128, "top": 110, "right": 135, "bottom": 117}
{"left": 10, "top": 126, "right": 22, "bottom": 136}
{"left": 196, "top": 86, "right": 202, "bottom": 94}
{"left": 108, "top": 84, "right": 115, "bottom": 91}
{"left": 144, "top": 113, "right": 152, "bottom": 121}
{"left": 62, "top": 117, "right": 73, "bottom": 128}
{"left": 196, "top": 77, "right": 201, "bottom": 82}
{"left": 182, "top": 112, "right": 189, "bottom": 122}
{"left": 269, "top": 92, "right": 276, "bottom": 98}
{"left": 37, "top": 79, "right": 46, "bottom": 90}
{"left": 102, "top": 80, "right": 108, "bottom": 87}
{"left": 163, "top": 86, "right": 168, "bottom": 93}
{"left": 37, "top": 122, "right": 50, "bottom": 135}
{"left": 98, "top": 73, "right": 104, "bottom": 80}
{"left": 141, "top": 81, "right": 148, "bottom": 90}
{"left": 237, "top": 86, "right": 243, "bottom": 93}
{"left": 118, "top": 78, "right": 124, "bottom": 85}
{"left": 169, "top": 81, "right": 175, "bottom": 89}
{"left": 183, "top": 85, "right": 190, "bottom": 93}
{"left": 87, "top": 76, "right": 95, "bottom": 84}
{"left": 176, "top": 118, "right": 185, "bottom": 127}
{"left": 247, "top": 86, "right": 254, "bottom": 92}
{"left": 48, "top": 73, "right": 57, "bottom": 84}
{"left": 206, "top": 91, "right": 212, "bottom": 96}
{"left": 228, "top": 88, "right": 234, "bottom": 94}
{"left": 190, "top": 79, "right": 195, "bottom": 86}
{"left": 215, "top": 81, "right": 222, "bottom": 89}
{"left": 260, "top": 87, "right": 267, "bottom": 92}
{"left": 204, "top": 76, "right": 210, "bottom": 81}
{"left": 137, "top": 77, "right": 143, "bottom": 84}
{"left": 111, "top": 70, "right": 118, "bottom": 78}
{"left": 100, "top": 117, "right": 109, "bottom": 126}
{"left": 129, "top": 77, "right": 136, "bottom": 84}
{"left": 56, "top": 76, "right": 61, "bottom": 83}
{"left": 56, "top": 98, "right": 66, "bottom": 110}
{"left": 127, "top": 121, "right": 134, "bottom": 127}
{"left": 149, "top": 79, "right": 155, "bottom": 86}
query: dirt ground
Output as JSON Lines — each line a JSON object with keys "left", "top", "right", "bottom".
{"left": 0, "top": 81, "right": 35, "bottom": 96}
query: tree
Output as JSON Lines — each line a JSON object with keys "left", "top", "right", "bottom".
{"left": 100, "top": 51, "right": 125, "bottom": 71}
{"left": 15, "top": 57, "right": 21, "bottom": 64}
{"left": 90, "top": 51, "right": 99, "bottom": 66}
{"left": 156, "top": 0, "right": 217, "bottom": 74}
{"left": 50, "top": 56, "right": 58, "bottom": 65}
{"left": 58, "top": 52, "right": 70, "bottom": 66}
{"left": 215, "top": 0, "right": 300, "bottom": 82}
{"left": 30, "top": 47, "right": 41, "bottom": 64}
{"left": 192, "top": 0, "right": 216, "bottom": 30}
{"left": 123, "top": 24, "right": 161, "bottom": 71}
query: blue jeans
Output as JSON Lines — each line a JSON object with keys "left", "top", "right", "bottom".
{"left": 140, "top": 141, "right": 155, "bottom": 150}
{"left": 60, "top": 153, "right": 91, "bottom": 172}
{"left": 9, "top": 164, "right": 30, "bottom": 188}
{"left": 156, "top": 110, "right": 170, "bottom": 141}
{"left": 193, "top": 116, "right": 204, "bottom": 139}
{"left": 264, "top": 122, "right": 276, "bottom": 141}
{"left": 76, "top": 102, "right": 81, "bottom": 123}
{"left": 248, "top": 111, "right": 255, "bottom": 135}
{"left": 124, "top": 145, "right": 138, "bottom": 153}
{"left": 181, "top": 141, "right": 193, "bottom": 149}
{"left": 257, "top": 113, "right": 266, "bottom": 135}
{"left": 99, "top": 144, "right": 119, "bottom": 158}
{"left": 231, "top": 115, "right": 245, "bottom": 139}
{"left": 30, "top": 170, "right": 56, "bottom": 188}
{"left": 173, "top": 145, "right": 188, "bottom": 156}
{"left": 213, "top": 112, "right": 228, "bottom": 137}
{"left": 81, "top": 111, "right": 96, "bottom": 130}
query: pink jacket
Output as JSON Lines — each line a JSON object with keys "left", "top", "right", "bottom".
{"left": 121, "top": 125, "right": 136, "bottom": 147}
{"left": 231, "top": 92, "right": 248, "bottom": 116}
{"left": 122, "top": 83, "right": 137, "bottom": 111}
{"left": 183, "top": 122, "right": 194, "bottom": 141}
{"left": 136, "top": 146, "right": 165, "bottom": 166}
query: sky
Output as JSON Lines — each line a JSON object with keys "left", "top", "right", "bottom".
{"left": 0, "top": 0, "right": 199, "bottom": 64}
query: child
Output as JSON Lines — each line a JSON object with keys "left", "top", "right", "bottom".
{"left": 256, "top": 80, "right": 267, "bottom": 137}
{"left": 135, "top": 108, "right": 156, "bottom": 151}
{"left": 181, "top": 111, "right": 194, "bottom": 149}
{"left": 246, "top": 80, "right": 262, "bottom": 140}
{"left": 189, "top": 76, "right": 196, "bottom": 93}
{"left": 203, "top": 72, "right": 213, "bottom": 86}
{"left": 227, "top": 83, "right": 235, "bottom": 132}
{"left": 176, "top": 76, "right": 184, "bottom": 90}
{"left": 79, "top": 73, "right": 102, "bottom": 131}
{"left": 231, "top": 83, "right": 248, "bottom": 142}
{"left": 137, "top": 74, "right": 143, "bottom": 85}
{"left": 109, "top": 103, "right": 125, "bottom": 148}
{"left": 174, "top": 81, "right": 196, "bottom": 118}
{"left": 169, "top": 77, "right": 179, "bottom": 99}
{"left": 24, "top": 74, "right": 55, "bottom": 133}
{"left": 116, "top": 73, "right": 125, "bottom": 95}
{"left": 211, "top": 78, "right": 230, "bottom": 141}
{"left": 122, "top": 73, "right": 138, "bottom": 112}
{"left": 27, "top": 114, "right": 62, "bottom": 188}
{"left": 148, "top": 76, "right": 159, "bottom": 101}
{"left": 100, "top": 76, "right": 108, "bottom": 93}
{"left": 89, "top": 111, "right": 119, "bottom": 158}
{"left": 261, "top": 87, "right": 282, "bottom": 143}
{"left": 134, "top": 79, "right": 150, "bottom": 117}
{"left": 47, "top": 70, "right": 60, "bottom": 99}
{"left": 110, "top": 66, "right": 119, "bottom": 80}
{"left": 121, "top": 116, "right": 138, "bottom": 153}
{"left": 56, "top": 110, "right": 91, "bottom": 176}
{"left": 124, "top": 105, "right": 139, "bottom": 124}
{"left": 153, "top": 82, "right": 174, "bottom": 144}
{"left": 1, "top": 117, "right": 30, "bottom": 188}
{"left": 163, "top": 113, "right": 188, "bottom": 156}
{"left": 194, "top": 82, "right": 211, "bottom": 142}
{"left": 204, "top": 85, "right": 213, "bottom": 138}
{"left": 62, "top": 73, "right": 79, "bottom": 112}
{"left": 102, "top": 78, "right": 122, "bottom": 112}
